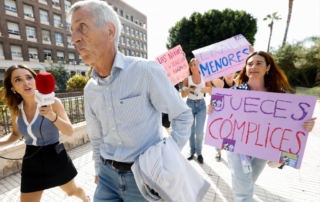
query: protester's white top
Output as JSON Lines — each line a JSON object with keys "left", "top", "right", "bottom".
{"left": 187, "top": 76, "right": 205, "bottom": 100}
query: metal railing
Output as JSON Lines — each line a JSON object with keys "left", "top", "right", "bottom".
{"left": 0, "top": 96, "right": 85, "bottom": 138}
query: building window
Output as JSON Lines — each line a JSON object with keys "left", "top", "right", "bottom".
{"left": 28, "top": 48, "right": 38, "bottom": 59}
{"left": 26, "top": 26, "right": 36, "bottom": 38}
{"left": 11, "top": 45, "right": 22, "bottom": 57}
{"left": 125, "top": 14, "right": 129, "bottom": 20}
{"left": 131, "top": 50, "right": 135, "bottom": 56}
{"left": 143, "top": 34, "right": 147, "bottom": 41}
{"left": 126, "top": 38, "right": 130, "bottom": 46}
{"left": 135, "top": 30, "right": 139, "bottom": 38}
{"left": 121, "top": 36, "right": 125, "bottom": 44}
{"left": 52, "top": 0, "right": 60, "bottom": 7}
{"left": 121, "top": 24, "right": 124, "bottom": 32}
{"left": 68, "top": 53, "right": 75, "bottom": 63}
{"left": 120, "top": 10, "right": 123, "bottom": 17}
{"left": 5, "top": 0, "right": 17, "bottom": 13}
{"left": 0, "top": 43, "right": 4, "bottom": 58}
{"left": 114, "top": 7, "right": 118, "bottom": 12}
{"left": 126, "top": 49, "right": 130, "bottom": 56}
{"left": 23, "top": 4, "right": 34, "bottom": 18}
{"left": 139, "top": 31, "right": 143, "bottom": 39}
{"left": 40, "top": 10, "right": 49, "bottom": 22}
{"left": 131, "top": 16, "right": 133, "bottom": 22}
{"left": 131, "top": 39, "right": 135, "bottom": 47}
{"left": 126, "top": 26, "right": 130, "bottom": 34}
{"left": 44, "top": 50, "right": 52, "bottom": 60}
{"left": 131, "top": 28, "right": 134, "bottom": 36}
{"left": 57, "top": 51, "right": 64, "bottom": 61}
{"left": 66, "top": 22, "right": 71, "bottom": 29}
{"left": 53, "top": 14, "right": 62, "bottom": 27}
{"left": 65, "top": 0, "right": 71, "bottom": 10}
{"left": 135, "top": 41, "right": 139, "bottom": 49}
{"left": 42, "top": 30, "right": 50, "bottom": 41}
{"left": 55, "top": 33, "right": 63, "bottom": 44}
{"left": 140, "top": 42, "right": 143, "bottom": 50}
{"left": 7, "top": 22, "right": 20, "bottom": 35}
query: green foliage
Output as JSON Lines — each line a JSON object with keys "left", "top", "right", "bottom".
{"left": 66, "top": 74, "right": 89, "bottom": 92}
{"left": 0, "top": 87, "right": 5, "bottom": 105}
{"left": 166, "top": 8, "right": 257, "bottom": 62}
{"left": 272, "top": 36, "right": 320, "bottom": 87}
{"left": 263, "top": 12, "right": 281, "bottom": 52}
{"left": 45, "top": 61, "right": 70, "bottom": 91}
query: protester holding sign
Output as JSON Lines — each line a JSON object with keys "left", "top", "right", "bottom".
{"left": 182, "top": 58, "right": 212, "bottom": 164}
{"left": 207, "top": 51, "right": 316, "bottom": 202}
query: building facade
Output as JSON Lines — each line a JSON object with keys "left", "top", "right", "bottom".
{"left": 0, "top": 0, "right": 148, "bottom": 84}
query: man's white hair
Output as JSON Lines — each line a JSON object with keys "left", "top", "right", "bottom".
{"left": 66, "top": 0, "right": 121, "bottom": 50}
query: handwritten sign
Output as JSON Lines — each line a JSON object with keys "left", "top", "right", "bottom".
{"left": 192, "top": 34, "right": 250, "bottom": 81}
{"left": 205, "top": 88, "right": 317, "bottom": 169}
{"left": 155, "top": 45, "right": 189, "bottom": 85}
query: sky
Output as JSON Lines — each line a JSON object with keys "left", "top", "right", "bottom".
{"left": 123, "top": 0, "right": 320, "bottom": 59}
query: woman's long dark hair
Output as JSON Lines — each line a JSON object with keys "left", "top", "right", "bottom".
{"left": 3, "top": 65, "right": 37, "bottom": 115}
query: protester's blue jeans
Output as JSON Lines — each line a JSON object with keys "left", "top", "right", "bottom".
{"left": 226, "top": 151, "right": 267, "bottom": 202}
{"left": 94, "top": 157, "right": 148, "bottom": 202}
{"left": 186, "top": 98, "right": 207, "bottom": 156}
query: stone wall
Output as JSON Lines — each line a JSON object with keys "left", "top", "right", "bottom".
{"left": 0, "top": 122, "right": 88, "bottom": 179}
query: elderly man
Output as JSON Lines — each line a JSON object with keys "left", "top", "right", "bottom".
{"left": 67, "top": 0, "right": 193, "bottom": 201}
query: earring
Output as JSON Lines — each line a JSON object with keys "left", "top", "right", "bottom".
{"left": 11, "top": 87, "right": 16, "bottom": 94}
{"left": 266, "top": 71, "right": 269, "bottom": 75}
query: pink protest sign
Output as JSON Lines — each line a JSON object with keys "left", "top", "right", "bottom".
{"left": 205, "top": 88, "right": 317, "bottom": 169}
{"left": 155, "top": 45, "right": 189, "bottom": 85}
{"left": 192, "top": 34, "right": 250, "bottom": 82}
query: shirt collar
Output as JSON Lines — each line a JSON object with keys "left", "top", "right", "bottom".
{"left": 90, "top": 51, "right": 125, "bottom": 79}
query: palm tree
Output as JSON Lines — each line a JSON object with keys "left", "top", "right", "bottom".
{"left": 264, "top": 12, "right": 281, "bottom": 52}
{"left": 282, "top": 0, "right": 294, "bottom": 46}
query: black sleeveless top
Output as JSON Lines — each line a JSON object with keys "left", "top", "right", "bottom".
{"left": 223, "top": 80, "right": 235, "bottom": 89}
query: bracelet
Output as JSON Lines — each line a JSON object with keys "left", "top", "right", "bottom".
{"left": 52, "top": 114, "right": 58, "bottom": 123}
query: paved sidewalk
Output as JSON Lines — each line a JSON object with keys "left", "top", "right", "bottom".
{"left": 0, "top": 102, "right": 319, "bottom": 202}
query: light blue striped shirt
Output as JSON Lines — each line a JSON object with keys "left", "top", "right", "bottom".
{"left": 84, "top": 51, "right": 193, "bottom": 174}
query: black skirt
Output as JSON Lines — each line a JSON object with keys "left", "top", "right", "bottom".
{"left": 20, "top": 142, "right": 77, "bottom": 193}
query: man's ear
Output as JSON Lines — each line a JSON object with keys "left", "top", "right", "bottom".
{"left": 106, "top": 22, "right": 116, "bottom": 42}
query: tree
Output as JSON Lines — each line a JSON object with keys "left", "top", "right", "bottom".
{"left": 263, "top": 12, "right": 281, "bottom": 52}
{"left": 166, "top": 9, "right": 257, "bottom": 62}
{"left": 272, "top": 36, "right": 320, "bottom": 87}
{"left": 66, "top": 74, "right": 89, "bottom": 92}
{"left": 294, "top": 36, "right": 320, "bottom": 86}
{"left": 45, "top": 61, "right": 70, "bottom": 91}
{"left": 282, "top": 0, "right": 294, "bottom": 46}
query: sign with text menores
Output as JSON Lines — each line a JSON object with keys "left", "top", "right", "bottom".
{"left": 205, "top": 88, "right": 317, "bottom": 169}
{"left": 192, "top": 34, "right": 250, "bottom": 82}
{"left": 155, "top": 45, "right": 189, "bottom": 85}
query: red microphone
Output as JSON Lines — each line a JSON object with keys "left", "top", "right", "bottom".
{"left": 35, "top": 72, "right": 56, "bottom": 106}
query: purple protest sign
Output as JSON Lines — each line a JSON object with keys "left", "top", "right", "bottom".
{"left": 205, "top": 88, "right": 317, "bottom": 169}
{"left": 155, "top": 45, "right": 189, "bottom": 85}
{"left": 192, "top": 34, "right": 250, "bottom": 81}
